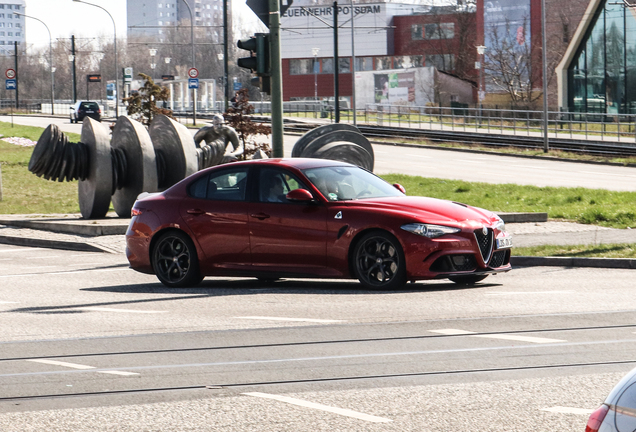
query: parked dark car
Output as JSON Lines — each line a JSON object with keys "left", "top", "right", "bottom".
{"left": 585, "top": 366, "right": 636, "bottom": 431}
{"left": 126, "top": 158, "right": 513, "bottom": 288}
{"left": 70, "top": 101, "right": 101, "bottom": 123}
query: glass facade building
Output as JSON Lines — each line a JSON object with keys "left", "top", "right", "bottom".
{"left": 567, "top": 0, "right": 636, "bottom": 114}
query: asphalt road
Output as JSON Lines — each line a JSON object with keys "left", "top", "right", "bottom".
{"left": 5, "top": 114, "right": 636, "bottom": 191}
{"left": 1, "top": 244, "right": 636, "bottom": 430}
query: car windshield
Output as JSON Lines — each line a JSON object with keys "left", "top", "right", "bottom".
{"left": 303, "top": 165, "right": 404, "bottom": 201}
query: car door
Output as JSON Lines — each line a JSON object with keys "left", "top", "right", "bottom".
{"left": 180, "top": 167, "right": 252, "bottom": 273}
{"left": 249, "top": 167, "right": 328, "bottom": 275}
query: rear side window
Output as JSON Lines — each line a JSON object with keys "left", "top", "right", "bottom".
{"left": 188, "top": 168, "right": 249, "bottom": 201}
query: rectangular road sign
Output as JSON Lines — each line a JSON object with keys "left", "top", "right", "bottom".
{"left": 188, "top": 78, "right": 199, "bottom": 89}
{"left": 5, "top": 79, "right": 16, "bottom": 90}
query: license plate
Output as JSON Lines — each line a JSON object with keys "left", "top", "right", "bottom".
{"left": 85, "top": 110, "right": 94, "bottom": 113}
{"left": 496, "top": 237, "right": 513, "bottom": 249}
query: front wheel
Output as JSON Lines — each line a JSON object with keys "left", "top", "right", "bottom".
{"left": 152, "top": 231, "right": 203, "bottom": 288}
{"left": 353, "top": 231, "right": 406, "bottom": 290}
{"left": 449, "top": 274, "right": 489, "bottom": 285}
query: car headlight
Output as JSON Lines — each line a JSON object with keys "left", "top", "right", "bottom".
{"left": 494, "top": 216, "right": 505, "bottom": 232}
{"left": 401, "top": 223, "right": 461, "bottom": 238}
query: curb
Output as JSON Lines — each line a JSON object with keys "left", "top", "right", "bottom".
{"left": 511, "top": 256, "right": 636, "bottom": 269}
{"left": 0, "top": 235, "right": 108, "bottom": 253}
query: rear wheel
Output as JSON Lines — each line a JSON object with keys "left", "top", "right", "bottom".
{"left": 353, "top": 231, "right": 406, "bottom": 290}
{"left": 152, "top": 231, "right": 203, "bottom": 288}
{"left": 449, "top": 274, "right": 488, "bottom": 285}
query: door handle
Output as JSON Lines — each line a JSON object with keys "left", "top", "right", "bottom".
{"left": 250, "top": 212, "right": 270, "bottom": 220}
{"left": 186, "top": 208, "right": 205, "bottom": 215}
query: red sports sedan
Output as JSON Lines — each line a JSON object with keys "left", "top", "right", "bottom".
{"left": 126, "top": 158, "right": 512, "bottom": 289}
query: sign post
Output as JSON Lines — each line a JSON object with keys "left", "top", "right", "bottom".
{"left": 5, "top": 69, "right": 16, "bottom": 127}
{"left": 188, "top": 68, "right": 199, "bottom": 125}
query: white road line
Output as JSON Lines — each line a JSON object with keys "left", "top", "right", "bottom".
{"left": 474, "top": 334, "right": 565, "bottom": 344}
{"left": 27, "top": 359, "right": 139, "bottom": 376}
{"left": 485, "top": 291, "right": 575, "bottom": 296}
{"left": 237, "top": 316, "right": 344, "bottom": 323}
{"left": 79, "top": 307, "right": 167, "bottom": 314}
{"left": 540, "top": 406, "right": 594, "bottom": 415}
{"left": 98, "top": 370, "right": 140, "bottom": 376}
{"left": 243, "top": 392, "right": 392, "bottom": 423}
{"left": 430, "top": 328, "right": 565, "bottom": 344}
{"left": 27, "top": 359, "right": 96, "bottom": 370}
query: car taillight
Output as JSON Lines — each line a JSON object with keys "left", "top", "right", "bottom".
{"left": 131, "top": 208, "right": 143, "bottom": 216}
{"left": 586, "top": 404, "right": 609, "bottom": 432}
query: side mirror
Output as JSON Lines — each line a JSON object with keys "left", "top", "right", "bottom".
{"left": 286, "top": 188, "right": 314, "bottom": 202}
{"left": 393, "top": 183, "right": 406, "bottom": 194}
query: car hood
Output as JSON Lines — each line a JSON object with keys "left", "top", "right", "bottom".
{"left": 342, "top": 196, "right": 499, "bottom": 227}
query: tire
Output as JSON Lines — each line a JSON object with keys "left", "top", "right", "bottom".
{"left": 449, "top": 274, "right": 489, "bottom": 285}
{"left": 353, "top": 231, "right": 406, "bottom": 290}
{"left": 152, "top": 231, "right": 203, "bottom": 288}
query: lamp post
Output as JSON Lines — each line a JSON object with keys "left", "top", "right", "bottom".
{"left": 68, "top": 54, "right": 76, "bottom": 102}
{"left": 179, "top": 0, "right": 196, "bottom": 124}
{"left": 72, "top": 0, "right": 118, "bottom": 118}
{"left": 476, "top": 45, "right": 486, "bottom": 123}
{"left": 312, "top": 48, "right": 319, "bottom": 106}
{"left": 95, "top": 52, "right": 104, "bottom": 112}
{"left": 16, "top": 12, "right": 54, "bottom": 114}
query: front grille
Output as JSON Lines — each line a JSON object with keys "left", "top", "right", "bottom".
{"left": 489, "top": 250, "right": 507, "bottom": 268}
{"left": 474, "top": 228, "right": 493, "bottom": 263}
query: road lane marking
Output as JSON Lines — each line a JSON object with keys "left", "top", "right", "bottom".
{"left": 237, "top": 316, "right": 344, "bottom": 323}
{"left": 27, "top": 359, "right": 95, "bottom": 370}
{"left": 27, "top": 359, "right": 139, "bottom": 376}
{"left": 430, "top": 328, "right": 565, "bottom": 344}
{"left": 243, "top": 392, "right": 392, "bottom": 423}
{"left": 79, "top": 307, "right": 167, "bottom": 314}
{"left": 540, "top": 406, "right": 594, "bottom": 415}
{"left": 485, "top": 291, "right": 575, "bottom": 296}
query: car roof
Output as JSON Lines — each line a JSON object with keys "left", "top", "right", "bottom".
{"left": 226, "top": 158, "right": 354, "bottom": 170}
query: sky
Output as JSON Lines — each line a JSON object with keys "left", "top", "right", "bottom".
{"left": 23, "top": 0, "right": 255, "bottom": 49}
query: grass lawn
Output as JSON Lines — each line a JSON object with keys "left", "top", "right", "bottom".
{"left": 514, "top": 243, "right": 636, "bottom": 258}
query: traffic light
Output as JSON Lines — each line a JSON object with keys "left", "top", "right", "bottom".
{"left": 237, "top": 33, "right": 269, "bottom": 75}
{"left": 237, "top": 33, "right": 271, "bottom": 94}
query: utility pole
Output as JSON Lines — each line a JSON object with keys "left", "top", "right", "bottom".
{"left": 268, "top": 0, "right": 284, "bottom": 157}
{"left": 71, "top": 35, "right": 77, "bottom": 103}
{"left": 223, "top": 0, "right": 229, "bottom": 111}
{"left": 13, "top": 41, "right": 18, "bottom": 109}
{"left": 333, "top": 2, "right": 340, "bottom": 123}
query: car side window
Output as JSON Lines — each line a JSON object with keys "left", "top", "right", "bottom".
{"left": 188, "top": 168, "right": 248, "bottom": 201}
{"left": 258, "top": 168, "right": 307, "bottom": 203}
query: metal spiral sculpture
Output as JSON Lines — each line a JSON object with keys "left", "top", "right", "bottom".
{"left": 291, "top": 124, "right": 374, "bottom": 171}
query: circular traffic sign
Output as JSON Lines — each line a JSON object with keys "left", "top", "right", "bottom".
{"left": 188, "top": 68, "right": 199, "bottom": 79}
{"left": 5, "top": 68, "right": 15, "bottom": 79}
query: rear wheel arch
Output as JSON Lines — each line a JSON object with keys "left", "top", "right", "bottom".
{"left": 149, "top": 227, "right": 200, "bottom": 271}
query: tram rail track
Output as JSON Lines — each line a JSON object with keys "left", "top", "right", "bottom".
{"left": 282, "top": 122, "right": 636, "bottom": 157}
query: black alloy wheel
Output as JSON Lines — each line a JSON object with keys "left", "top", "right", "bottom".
{"left": 354, "top": 231, "right": 406, "bottom": 290}
{"left": 152, "top": 231, "right": 203, "bottom": 288}
{"left": 448, "top": 274, "right": 489, "bottom": 285}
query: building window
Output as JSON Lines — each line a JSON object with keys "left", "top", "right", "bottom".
{"left": 425, "top": 54, "right": 454, "bottom": 71}
{"left": 14, "top": 31, "right": 18, "bottom": 36}
{"left": 290, "top": 58, "right": 313, "bottom": 75}
{"left": 7, "top": 13, "right": 11, "bottom": 18}
{"left": 322, "top": 58, "right": 333, "bottom": 74}
{"left": 8, "top": 32, "right": 12, "bottom": 36}
{"left": 356, "top": 57, "right": 374, "bottom": 71}
{"left": 15, "top": 23, "right": 19, "bottom": 28}
{"left": 339, "top": 58, "right": 350, "bottom": 73}
{"left": 425, "top": 23, "right": 454, "bottom": 39}
{"left": 411, "top": 24, "right": 423, "bottom": 40}
{"left": 0, "top": 14, "right": 4, "bottom": 18}
{"left": 0, "top": 5, "right": 5, "bottom": 9}
{"left": 375, "top": 57, "right": 392, "bottom": 70}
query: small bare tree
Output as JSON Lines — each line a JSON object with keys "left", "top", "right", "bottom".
{"left": 223, "top": 88, "right": 271, "bottom": 159}
{"left": 123, "top": 73, "right": 173, "bottom": 125}
{"left": 483, "top": 17, "right": 542, "bottom": 107}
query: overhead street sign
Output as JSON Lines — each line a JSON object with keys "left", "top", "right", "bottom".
{"left": 188, "top": 68, "right": 199, "bottom": 79}
{"left": 188, "top": 78, "right": 199, "bottom": 89}
{"left": 5, "top": 68, "right": 15, "bottom": 79}
{"left": 5, "top": 79, "right": 16, "bottom": 90}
